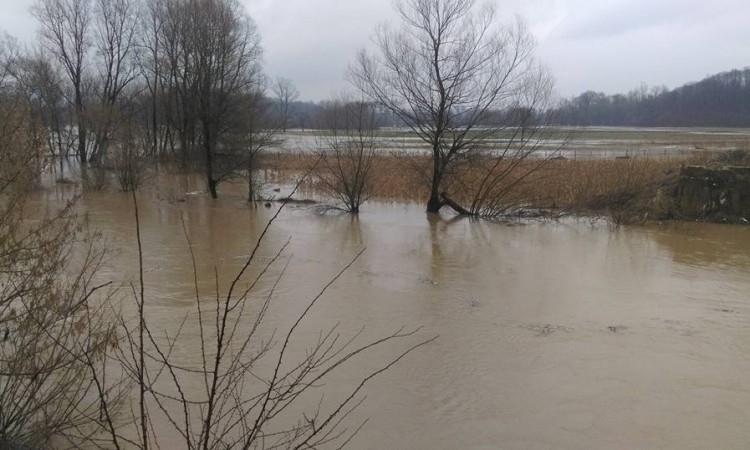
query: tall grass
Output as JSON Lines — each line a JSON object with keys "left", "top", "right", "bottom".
{"left": 259, "top": 152, "right": 708, "bottom": 222}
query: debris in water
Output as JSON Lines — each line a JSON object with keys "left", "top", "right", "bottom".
{"left": 418, "top": 276, "right": 438, "bottom": 286}
{"left": 522, "top": 323, "right": 570, "bottom": 337}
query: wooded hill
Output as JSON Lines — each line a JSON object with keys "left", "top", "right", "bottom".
{"left": 553, "top": 68, "right": 750, "bottom": 127}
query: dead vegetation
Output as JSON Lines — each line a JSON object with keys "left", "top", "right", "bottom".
{"left": 259, "top": 151, "right": 710, "bottom": 223}
{"left": 0, "top": 85, "right": 119, "bottom": 449}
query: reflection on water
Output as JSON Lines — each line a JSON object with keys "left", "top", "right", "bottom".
{"left": 648, "top": 222, "right": 750, "bottom": 270}
{"left": 36, "top": 178, "right": 750, "bottom": 449}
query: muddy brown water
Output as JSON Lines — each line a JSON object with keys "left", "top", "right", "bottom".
{"left": 35, "top": 175, "right": 750, "bottom": 449}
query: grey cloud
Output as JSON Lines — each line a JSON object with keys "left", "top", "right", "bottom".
{"left": 553, "top": 0, "right": 695, "bottom": 40}
{"left": 3, "top": 0, "right": 750, "bottom": 100}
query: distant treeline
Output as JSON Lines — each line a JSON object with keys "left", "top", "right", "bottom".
{"left": 286, "top": 100, "right": 537, "bottom": 130}
{"left": 280, "top": 100, "right": 405, "bottom": 130}
{"left": 552, "top": 68, "right": 750, "bottom": 127}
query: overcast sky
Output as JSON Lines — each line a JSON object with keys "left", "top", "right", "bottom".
{"left": 2, "top": 0, "right": 749, "bottom": 101}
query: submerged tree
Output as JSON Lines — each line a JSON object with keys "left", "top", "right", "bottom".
{"left": 316, "top": 97, "right": 377, "bottom": 213}
{"left": 87, "top": 0, "right": 140, "bottom": 163}
{"left": 33, "top": 0, "right": 91, "bottom": 163}
{"left": 351, "top": 0, "right": 558, "bottom": 216}
{"left": 188, "top": 0, "right": 264, "bottom": 198}
{"left": 27, "top": 0, "right": 276, "bottom": 197}
{"left": 32, "top": 0, "right": 140, "bottom": 164}
{"left": 12, "top": 47, "right": 77, "bottom": 170}
{"left": 238, "top": 87, "right": 284, "bottom": 202}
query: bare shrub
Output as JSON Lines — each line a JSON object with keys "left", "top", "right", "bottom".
{"left": 87, "top": 184, "right": 434, "bottom": 449}
{"left": 78, "top": 164, "right": 109, "bottom": 191}
{"left": 0, "top": 86, "right": 118, "bottom": 449}
{"left": 109, "top": 110, "right": 146, "bottom": 192}
{"left": 315, "top": 98, "right": 377, "bottom": 213}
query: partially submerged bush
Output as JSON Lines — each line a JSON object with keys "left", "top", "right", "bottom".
{"left": 78, "top": 164, "right": 109, "bottom": 191}
{"left": 315, "top": 98, "right": 376, "bottom": 213}
{"left": 109, "top": 118, "right": 146, "bottom": 192}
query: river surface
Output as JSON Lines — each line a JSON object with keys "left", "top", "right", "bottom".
{"left": 37, "top": 176, "right": 750, "bottom": 449}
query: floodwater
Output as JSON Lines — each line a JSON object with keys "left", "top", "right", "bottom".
{"left": 278, "top": 132, "right": 693, "bottom": 159}
{"left": 278, "top": 126, "right": 748, "bottom": 159}
{"left": 37, "top": 175, "right": 750, "bottom": 449}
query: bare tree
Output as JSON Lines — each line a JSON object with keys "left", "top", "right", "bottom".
{"left": 13, "top": 48, "right": 78, "bottom": 171}
{"left": 160, "top": 0, "right": 202, "bottom": 163}
{"left": 316, "top": 97, "right": 377, "bottom": 213}
{"left": 236, "top": 87, "right": 283, "bottom": 202}
{"left": 1, "top": 35, "right": 22, "bottom": 98}
{"left": 33, "top": 0, "right": 91, "bottom": 163}
{"left": 0, "top": 33, "right": 13, "bottom": 87}
{"left": 272, "top": 76, "right": 299, "bottom": 132}
{"left": 189, "top": 0, "right": 263, "bottom": 198}
{"left": 189, "top": 84, "right": 283, "bottom": 202}
{"left": 145, "top": 0, "right": 263, "bottom": 197}
{"left": 88, "top": 0, "right": 140, "bottom": 163}
{"left": 454, "top": 72, "right": 562, "bottom": 218}
{"left": 137, "top": 0, "right": 170, "bottom": 157}
{"left": 351, "top": 0, "right": 556, "bottom": 215}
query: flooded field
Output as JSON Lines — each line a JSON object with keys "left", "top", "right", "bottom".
{"left": 279, "top": 126, "right": 750, "bottom": 159}
{"left": 36, "top": 174, "right": 750, "bottom": 449}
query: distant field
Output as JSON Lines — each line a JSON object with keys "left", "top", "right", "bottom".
{"left": 562, "top": 126, "right": 750, "bottom": 158}
{"left": 281, "top": 126, "right": 750, "bottom": 159}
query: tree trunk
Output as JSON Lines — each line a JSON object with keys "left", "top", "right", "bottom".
{"left": 75, "top": 86, "right": 87, "bottom": 163}
{"left": 426, "top": 193, "right": 442, "bottom": 213}
{"left": 426, "top": 148, "right": 443, "bottom": 213}
{"left": 247, "top": 155, "right": 256, "bottom": 202}
{"left": 440, "top": 192, "right": 472, "bottom": 216}
{"left": 204, "top": 125, "right": 217, "bottom": 199}
{"left": 77, "top": 116, "right": 87, "bottom": 163}
{"left": 151, "top": 88, "right": 158, "bottom": 155}
{"left": 78, "top": 127, "right": 87, "bottom": 163}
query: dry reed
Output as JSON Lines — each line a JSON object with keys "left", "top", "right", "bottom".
{"left": 258, "top": 151, "right": 709, "bottom": 220}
